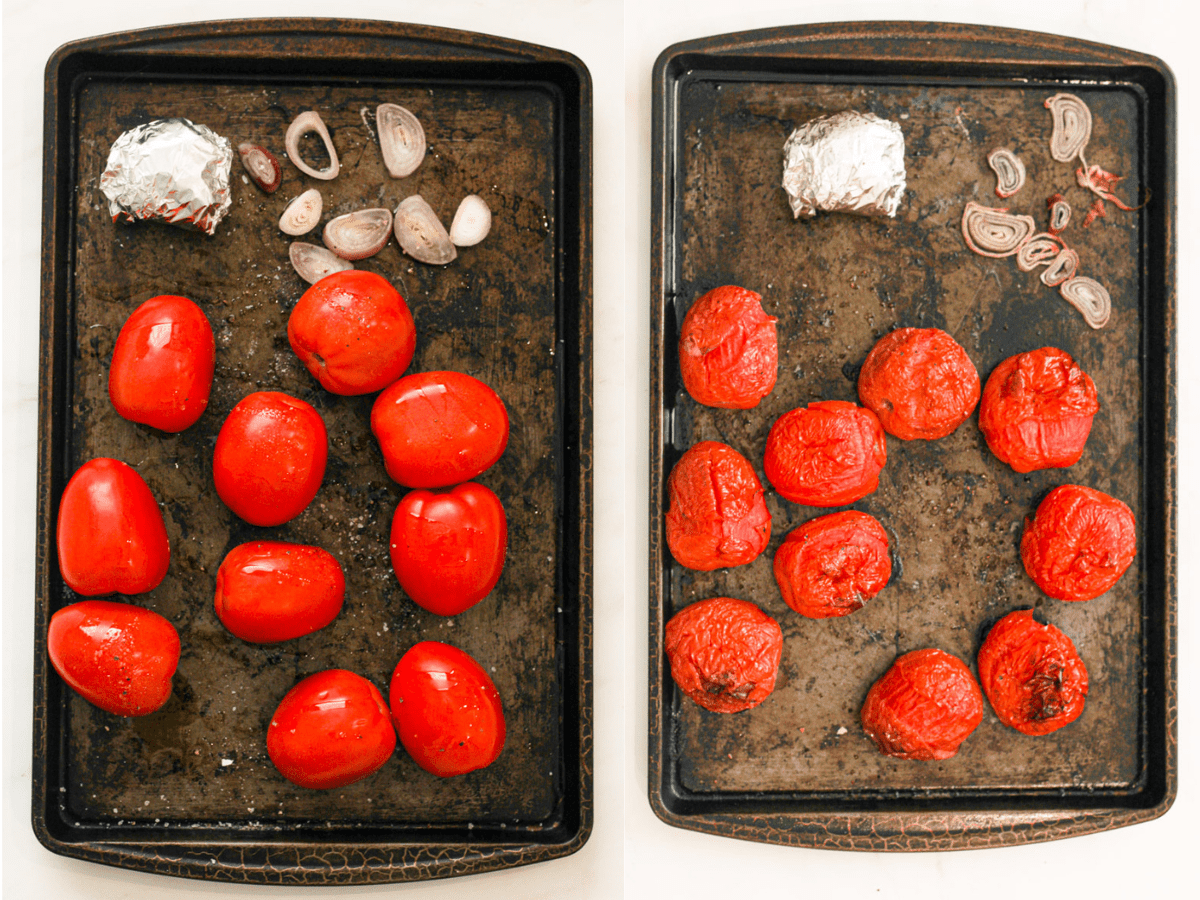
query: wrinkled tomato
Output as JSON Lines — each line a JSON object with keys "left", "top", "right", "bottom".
{"left": 664, "top": 596, "right": 783, "bottom": 714}
{"left": 665, "top": 440, "right": 771, "bottom": 571}
{"left": 678, "top": 285, "right": 778, "bottom": 409}
{"left": 773, "top": 510, "right": 891, "bottom": 618}
{"left": 763, "top": 400, "right": 887, "bottom": 506}
{"left": 214, "top": 541, "right": 345, "bottom": 642}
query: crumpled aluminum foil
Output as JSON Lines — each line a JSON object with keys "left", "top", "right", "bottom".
{"left": 782, "top": 110, "right": 906, "bottom": 218}
{"left": 99, "top": 118, "right": 233, "bottom": 235}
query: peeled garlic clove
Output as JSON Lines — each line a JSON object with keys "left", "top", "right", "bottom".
{"left": 377, "top": 104, "right": 426, "bottom": 178}
{"left": 285, "top": 110, "right": 340, "bottom": 180}
{"left": 1044, "top": 93, "right": 1092, "bottom": 163}
{"left": 279, "top": 188, "right": 323, "bottom": 236}
{"left": 238, "top": 142, "right": 282, "bottom": 193}
{"left": 323, "top": 208, "right": 393, "bottom": 260}
{"left": 1060, "top": 276, "right": 1111, "bottom": 329}
{"left": 961, "top": 202, "right": 1036, "bottom": 258}
{"left": 449, "top": 194, "right": 492, "bottom": 247}
{"left": 393, "top": 195, "right": 456, "bottom": 265}
{"left": 289, "top": 242, "right": 353, "bottom": 284}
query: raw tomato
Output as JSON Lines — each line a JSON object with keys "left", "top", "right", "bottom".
{"left": 287, "top": 270, "right": 416, "bottom": 396}
{"left": 678, "top": 285, "right": 778, "bottom": 409}
{"left": 267, "top": 669, "right": 397, "bottom": 790}
{"left": 370, "top": 371, "right": 508, "bottom": 488}
{"left": 389, "top": 483, "right": 506, "bottom": 617}
{"left": 57, "top": 457, "right": 170, "bottom": 596}
{"left": 389, "top": 641, "right": 505, "bottom": 777}
{"left": 214, "top": 541, "right": 345, "bottom": 642}
{"left": 108, "top": 294, "right": 215, "bottom": 432}
{"left": 773, "top": 510, "right": 891, "bottom": 618}
{"left": 47, "top": 599, "right": 180, "bottom": 716}
{"left": 763, "top": 400, "right": 887, "bottom": 506}
{"left": 212, "top": 391, "right": 328, "bottom": 526}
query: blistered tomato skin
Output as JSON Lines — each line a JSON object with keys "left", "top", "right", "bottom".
{"left": 214, "top": 541, "right": 345, "bottom": 642}
{"left": 287, "top": 270, "right": 416, "bottom": 396}
{"left": 857, "top": 327, "right": 980, "bottom": 440}
{"left": 371, "top": 371, "right": 509, "bottom": 488}
{"left": 665, "top": 441, "right": 771, "bottom": 571}
{"left": 979, "top": 347, "right": 1100, "bottom": 473}
{"left": 108, "top": 295, "right": 215, "bottom": 432}
{"left": 679, "top": 285, "right": 778, "bottom": 409}
{"left": 57, "top": 458, "right": 170, "bottom": 596}
{"left": 773, "top": 510, "right": 891, "bottom": 618}
{"left": 1021, "top": 484, "right": 1136, "bottom": 602}
{"left": 47, "top": 600, "right": 180, "bottom": 716}
{"left": 390, "top": 483, "right": 507, "bottom": 616}
{"left": 212, "top": 391, "right": 328, "bottom": 526}
{"left": 389, "top": 642, "right": 506, "bottom": 777}
{"left": 664, "top": 597, "right": 783, "bottom": 713}
{"left": 763, "top": 400, "right": 887, "bottom": 506}
{"left": 978, "top": 609, "right": 1088, "bottom": 736}
{"left": 860, "top": 648, "right": 983, "bottom": 760}
{"left": 267, "top": 669, "right": 397, "bottom": 790}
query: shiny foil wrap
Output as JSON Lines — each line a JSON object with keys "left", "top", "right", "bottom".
{"left": 100, "top": 118, "right": 233, "bottom": 235}
{"left": 782, "top": 110, "right": 906, "bottom": 218}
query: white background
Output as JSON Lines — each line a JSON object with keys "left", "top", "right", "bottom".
{"left": 2, "top": 1, "right": 1195, "bottom": 898}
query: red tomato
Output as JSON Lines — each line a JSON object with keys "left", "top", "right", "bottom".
{"left": 214, "top": 541, "right": 345, "bottom": 642}
{"left": 389, "top": 641, "right": 505, "bottom": 777}
{"left": 47, "top": 599, "right": 180, "bottom": 716}
{"left": 57, "top": 458, "right": 170, "bottom": 596}
{"left": 678, "top": 285, "right": 778, "bottom": 409}
{"left": 267, "top": 669, "right": 397, "bottom": 790}
{"left": 773, "top": 510, "right": 891, "bottom": 619}
{"left": 287, "top": 270, "right": 416, "bottom": 396}
{"left": 390, "top": 483, "right": 506, "bottom": 616}
{"left": 370, "top": 371, "right": 509, "bottom": 488}
{"left": 108, "top": 294, "right": 215, "bottom": 432}
{"left": 212, "top": 391, "right": 328, "bottom": 526}
{"left": 763, "top": 400, "right": 887, "bottom": 506}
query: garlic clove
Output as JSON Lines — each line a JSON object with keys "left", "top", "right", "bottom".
{"left": 285, "top": 110, "right": 340, "bottom": 180}
{"left": 323, "top": 208, "right": 393, "bottom": 260}
{"left": 238, "top": 142, "right": 282, "bottom": 193}
{"left": 279, "top": 188, "right": 323, "bottom": 236}
{"left": 377, "top": 104, "right": 426, "bottom": 178}
{"left": 289, "top": 242, "right": 353, "bottom": 284}
{"left": 393, "top": 195, "right": 457, "bottom": 265}
{"left": 449, "top": 194, "right": 492, "bottom": 247}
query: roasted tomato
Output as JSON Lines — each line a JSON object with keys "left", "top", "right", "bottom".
{"left": 287, "top": 270, "right": 416, "bottom": 396}
{"left": 108, "top": 294, "right": 215, "bottom": 432}
{"left": 389, "top": 483, "right": 506, "bottom": 616}
{"left": 664, "top": 597, "right": 783, "bottom": 713}
{"left": 979, "top": 347, "right": 1099, "bottom": 473}
{"left": 665, "top": 440, "right": 771, "bottom": 571}
{"left": 977, "top": 609, "right": 1089, "bottom": 736}
{"left": 860, "top": 648, "right": 983, "bottom": 760}
{"left": 763, "top": 400, "right": 887, "bottom": 506}
{"left": 212, "top": 391, "right": 328, "bottom": 526}
{"left": 57, "top": 458, "right": 170, "bottom": 596}
{"left": 214, "top": 541, "right": 345, "bottom": 642}
{"left": 371, "top": 371, "right": 509, "bottom": 488}
{"left": 678, "top": 285, "right": 778, "bottom": 409}
{"left": 773, "top": 510, "right": 891, "bottom": 618}
{"left": 857, "top": 327, "right": 980, "bottom": 440}
{"left": 47, "top": 599, "right": 180, "bottom": 716}
{"left": 267, "top": 669, "right": 397, "bottom": 790}
{"left": 1021, "top": 484, "right": 1136, "bottom": 602}
{"left": 389, "top": 641, "right": 506, "bottom": 777}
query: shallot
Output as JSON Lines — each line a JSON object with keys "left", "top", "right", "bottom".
{"left": 323, "top": 208, "right": 393, "bottom": 260}
{"left": 1047, "top": 194, "right": 1071, "bottom": 234}
{"left": 1039, "top": 248, "right": 1079, "bottom": 287}
{"left": 285, "top": 111, "right": 340, "bottom": 181}
{"left": 238, "top": 142, "right": 282, "bottom": 193}
{"left": 449, "top": 195, "right": 492, "bottom": 247}
{"left": 1045, "top": 93, "right": 1092, "bottom": 163}
{"left": 377, "top": 104, "right": 426, "bottom": 178}
{"left": 289, "top": 242, "right": 353, "bottom": 285}
{"left": 987, "top": 149, "right": 1025, "bottom": 198}
{"left": 1015, "top": 234, "right": 1063, "bottom": 272}
{"left": 393, "top": 195, "right": 456, "bottom": 265}
{"left": 1060, "top": 277, "right": 1112, "bottom": 329}
{"left": 279, "top": 188, "right": 323, "bottom": 236}
{"left": 960, "top": 202, "right": 1036, "bottom": 258}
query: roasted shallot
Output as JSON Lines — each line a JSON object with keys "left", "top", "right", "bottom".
{"left": 1047, "top": 194, "right": 1071, "bottom": 234}
{"left": 1015, "top": 233, "right": 1063, "bottom": 272}
{"left": 1059, "top": 277, "right": 1112, "bottom": 329}
{"left": 393, "top": 195, "right": 457, "bottom": 265}
{"left": 1044, "top": 93, "right": 1092, "bottom": 163}
{"left": 285, "top": 111, "right": 340, "bottom": 181}
{"left": 960, "top": 202, "right": 1036, "bottom": 258}
{"left": 987, "top": 148, "right": 1025, "bottom": 198}
{"left": 1040, "top": 248, "right": 1079, "bottom": 287}
{"left": 279, "top": 188, "right": 323, "bottom": 236}
{"left": 449, "top": 194, "right": 492, "bottom": 247}
{"left": 323, "top": 208, "right": 393, "bottom": 260}
{"left": 238, "top": 142, "right": 282, "bottom": 193}
{"left": 289, "top": 242, "right": 353, "bottom": 285}
{"left": 377, "top": 104, "right": 426, "bottom": 178}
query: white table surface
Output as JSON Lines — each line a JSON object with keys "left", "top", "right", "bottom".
{"left": 2, "top": 1, "right": 1195, "bottom": 897}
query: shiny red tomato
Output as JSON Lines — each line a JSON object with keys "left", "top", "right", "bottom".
{"left": 214, "top": 541, "right": 345, "bottom": 642}
{"left": 212, "top": 391, "right": 328, "bottom": 526}
{"left": 57, "top": 457, "right": 170, "bottom": 596}
{"left": 47, "top": 599, "right": 180, "bottom": 716}
{"left": 389, "top": 483, "right": 506, "bottom": 616}
{"left": 287, "top": 270, "right": 416, "bottom": 396}
{"left": 370, "top": 371, "right": 509, "bottom": 488}
{"left": 267, "top": 669, "right": 397, "bottom": 790}
{"left": 389, "top": 641, "right": 505, "bottom": 777}
{"left": 108, "top": 294, "right": 215, "bottom": 432}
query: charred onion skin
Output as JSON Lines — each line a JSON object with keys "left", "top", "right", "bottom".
{"left": 772, "top": 510, "right": 891, "bottom": 619}
{"left": 763, "top": 401, "right": 886, "bottom": 507}
{"left": 679, "top": 285, "right": 778, "bottom": 409}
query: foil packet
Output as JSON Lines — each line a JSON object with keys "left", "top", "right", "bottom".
{"left": 99, "top": 118, "right": 233, "bottom": 235}
{"left": 782, "top": 110, "right": 906, "bottom": 218}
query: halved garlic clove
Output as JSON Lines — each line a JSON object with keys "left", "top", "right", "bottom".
{"left": 987, "top": 148, "right": 1025, "bottom": 199}
{"left": 285, "top": 111, "right": 340, "bottom": 180}
{"left": 289, "top": 242, "right": 353, "bottom": 284}
{"left": 1015, "top": 233, "right": 1063, "bottom": 272}
{"left": 1044, "top": 93, "right": 1092, "bottom": 163}
{"left": 960, "top": 202, "right": 1036, "bottom": 258}
{"left": 279, "top": 188, "right": 323, "bottom": 236}
{"left": 238, "top": 142, "right": 282, "bottom": 193}
{"left": 377, "top": 104, "right": 426, "bottom": 178}
{"left": 1040, "top": 249, "right": 1079, "bottom": 287}
{"left": 393, "top": 195, "right": 457, "bottom": 265}
{"left": 449, "top": 194, "right": 492, "bottom": 247}
{"left": 1059, "top": 276, "right": 1111, "bottom": 329}
{"left": 323, "top": 208, "right": 393, "bottom": 260}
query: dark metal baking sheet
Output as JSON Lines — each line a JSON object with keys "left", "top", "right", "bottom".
{"left": 35, "top": 18, "right": 592, "bottom": 884}
{"left": 649, "top": 21, "right": 1175, "bottom": 851}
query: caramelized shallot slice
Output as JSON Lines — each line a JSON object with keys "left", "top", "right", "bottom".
{"left": 285, "top": 111, "right": 340, "bottom": 180}
{"left": 393, "top": 195, "right": 457, "bottom": 265}
{"left": 1040, "top": 248, "right": 1079, "bottom": 287}
{"left": 289, "top": 242, "right": 353, "bottom": 285}
{"left": 238, "top": 142, "right": 282, "bottom": 193}
{"left": 961, "top": 202, "right": 1036, "bottom": 258}
{"left": 1060, "top": 276, "right": 1111, "bottom": 329}
{"left": 449, "top": 194, "right": 492, "bottom": 247}
{"left": 323, "top": 208, "right": 393, "bottom": 260}
{"left": 1047, "top": 194, "right": 1071, "bottom": 234}
{"left": 1045, "top": 93, "right": 1092, "bottom": 163}
{"left": 987, "top": 148, "right": 1026, "bottom": 198}
{"left": 377, "top": 104, "right": 426, "bottom": 178}
{"left": 279, "top": 188, "right": 323, "bottom": 236}
{"left": 1016, "top": 233, "right": 1063, "bottom": 272}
